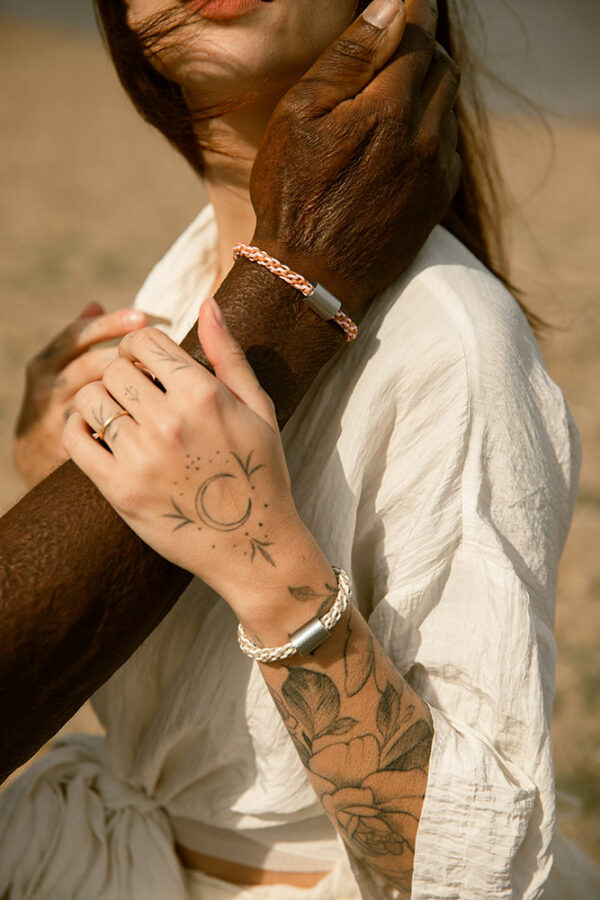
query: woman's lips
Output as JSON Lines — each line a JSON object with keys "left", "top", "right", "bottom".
{"left": 180, "top": 0, "right": 268, "bottom": 20}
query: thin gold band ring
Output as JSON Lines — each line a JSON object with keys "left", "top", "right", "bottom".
{"left": 92, "top": 409, "right": 131, "bottom": 442}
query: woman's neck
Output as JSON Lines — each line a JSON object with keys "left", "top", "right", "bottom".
{"left": 199, "top": 95, "right": 281, "bottom": 288}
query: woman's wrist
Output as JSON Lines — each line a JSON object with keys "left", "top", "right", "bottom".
{"left": 226, "top": 526, "right": 338, "bottom": 648}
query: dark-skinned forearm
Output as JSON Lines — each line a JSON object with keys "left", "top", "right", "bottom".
{"left": 0, "top": 258, "right": 346, "bottom": 782}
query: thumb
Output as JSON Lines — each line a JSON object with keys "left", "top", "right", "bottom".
{"left": 288, "top": 0, "right": 406, "bottom": 114}
{"left": 198, "top": 298, "right": 278, "bottom": 430}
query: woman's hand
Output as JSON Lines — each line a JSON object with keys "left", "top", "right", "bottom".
{"left": 63, "top": 299, "right": 334, "bottom": 638}
{"left": 15, "top": 302, "right": 147, "bottom": 487}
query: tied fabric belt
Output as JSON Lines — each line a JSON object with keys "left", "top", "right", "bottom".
{"left": 0, "top": 735, "right": 188, "bottom": 900}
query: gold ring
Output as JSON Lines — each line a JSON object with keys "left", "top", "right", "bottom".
{"left": 92, "top": 410, "right": 131, "bottom": 442}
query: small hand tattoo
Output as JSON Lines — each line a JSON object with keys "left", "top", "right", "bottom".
{"left": 148, "top": 335, "right": 194, "bottom": 372}
{"left": 161, "top": 449, "right": 276, "bottom": 566}
{"left": 123, "top": 385, "right": 140, "bottom": 402}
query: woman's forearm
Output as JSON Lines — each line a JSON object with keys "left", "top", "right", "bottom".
{"left": 0, "top": 262, "right": 344, "bottom": 782}
{"left": 257, "top": 594, "right": 432, "bottom": 895}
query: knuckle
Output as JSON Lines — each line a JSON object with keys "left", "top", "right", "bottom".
{"left": 156, "top": 412, "right": 184, "bottom": 446}
{"left": 408, "top": 23, "right": 436, "bottom": 54}
{"left": 74, "top": 381, "right": 99, "bottom": 407}
{"left": 263, "top": 392, "right": 277, "bottom": 417}
{"left": 116, "top": 486, "right": 141, "bottom": 517}
{"left": 422, "top": 0, "right": 439, "bottom": 36}
{"left": 121, "top": 325, "right": 157, "bottom": 352}
{"left": 434, "top": 43, "right": 460, "bottom": 81}
{"left": 195, "top": 379, "right": 222, "bottom": 410}
{"left": 140, "top": 325, "right": 162, "bottom": 342}
{"left": 279, "top": 87, "right": 311, "bottom": 119}
{"left": 332, "top": 37, "right": 374, "bottom": 67}
{"left": 419, "top": 127, "right": 442, "bottom": 162}
{"left": 102, "top": 356, "right": 126, "bottom": 383}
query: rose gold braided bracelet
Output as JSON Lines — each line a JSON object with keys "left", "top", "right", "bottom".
{"left": 233, "top": 243, "right": 358, "bottom": 342}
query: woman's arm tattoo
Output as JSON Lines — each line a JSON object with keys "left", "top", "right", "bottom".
{"left": 261, "top": 603, "right": 432, "bottom": 895}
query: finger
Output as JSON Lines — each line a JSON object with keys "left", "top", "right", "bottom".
{"left": 77, "top": 301, "right": 105, "bottom": 319}
{"left": 58, "top": 346, "right": 120, "bottom": 399}
{"left": 448, "top": 142, "right": 462, "bottom": 202}
{"left": 102, "top": 357, "right": 166, "bottom": 425}
{"left": 362, "top": 0, "right": 439, "bottom": 101}
{"left": 63, "top": 410, "right": 115, "bottom": 481}
{"left": 67, "top": 309, "right": 148, "bottom": 363}
{"left": 32, "top": 308, "right": 147, "bottom": 372}
{"left": 405, "top": 0, "right": 439, "bottom": 38}
{"left": 118, "top": 327, "right": 203, "bottom": 391}
{"left": 285, "top": 0, "right": 406, "bottom": 114}
{"left": 198, "top": 299, "right": 278, "bottom": 430}
{"left": 420, "top": 43, "right": 461, "bottom": 127}
{"left": 72, "top": 381, "right": 136, "bottom": 452}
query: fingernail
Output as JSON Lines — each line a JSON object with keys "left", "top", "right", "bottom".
{"left": 123, "top": 310, "right": 145, "bottom": 326}
{"left": 208, "top": 297, "right": 225, "bottom": 327}
{"left": 363, "top": 0, "right": 400, "bottom": 29}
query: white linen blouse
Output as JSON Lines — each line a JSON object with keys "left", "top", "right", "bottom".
{"left": 1, "top": 204, "right": 597, "bottom": 900}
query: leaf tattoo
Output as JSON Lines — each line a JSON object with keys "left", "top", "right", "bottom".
{"left": 281, "top": 668, "right": 359, "bottom": 741}
{"left": 376, "top": 681, "right": 404, "bottom": 745}
{"left": 162, "top": 499, "right": 195, "bottom": 530}
{"left": 147, "top": 335, "right": 193, "bottom": 371}
{"left": 232, "top": 450, "right": 265, "bottom": 481}
{"left": 282, "top": 668, "right": 340, "bottom": 739}
{"left": 289, "top": 586, "right": 322, "bottom": 603}
{"left": 382, "top": 720, "right": 433, "bottom": 772}
{"left": 344, "top": 617, "right": 375, "bottom": 697}
{"left": 250, "top": 537, "right": 276, "bottom": 567}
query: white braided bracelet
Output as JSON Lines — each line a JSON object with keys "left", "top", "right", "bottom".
{"left": 237, "top": 567, "right": 351, "bottom": 663}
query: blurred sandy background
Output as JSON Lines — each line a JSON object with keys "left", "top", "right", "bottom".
{"left": 1, "top": 0, "right": 599, "bottom": 865}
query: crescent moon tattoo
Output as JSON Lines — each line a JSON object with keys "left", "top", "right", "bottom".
{"left": 195, "top": 473, "right": 252, "bottom": 532}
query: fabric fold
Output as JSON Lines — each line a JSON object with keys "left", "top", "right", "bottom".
{"left": 0, "top": 735, "right": 188, "bottom": 900}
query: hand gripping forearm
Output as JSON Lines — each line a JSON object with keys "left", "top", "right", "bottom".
{"left": 0, "top": 0, "right": 457, "bottom": 780}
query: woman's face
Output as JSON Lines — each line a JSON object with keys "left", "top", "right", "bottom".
{"left": 126, "top": 0, "right": 361, "bottom": 111}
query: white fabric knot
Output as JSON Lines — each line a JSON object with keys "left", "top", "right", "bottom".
{"left": 0, "top": 734, "right": 188, "bottom": 900}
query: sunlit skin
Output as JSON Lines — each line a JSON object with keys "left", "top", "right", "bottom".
{"left": 126, "top": 0, "right": 362, "bottom": 285}
{"left": 125, "top": 6, "right": 366, "bottom": 884}
{"left": 67, "top": 1, "right": 442, "bottom": 891}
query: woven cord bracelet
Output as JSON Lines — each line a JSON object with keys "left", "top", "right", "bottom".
{"left": 237, "top": 567, "right": 351, "bottom": 663}
{"left": 233, "top": 243, "right": 358, "bottom": 342}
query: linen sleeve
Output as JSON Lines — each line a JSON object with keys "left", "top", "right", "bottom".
{"left": 337, "top": 306, "right": 562, "bottom": 897}
{"left": 342, "top": 550, "right": 554, "bottom": 900}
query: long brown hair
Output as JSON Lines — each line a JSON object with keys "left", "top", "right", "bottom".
{"left": 94, "top": 0, "right": 538, "bottom": 328}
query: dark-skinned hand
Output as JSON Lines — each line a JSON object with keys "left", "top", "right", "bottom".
{"left": 251, "top": 0, "right": 460, "bottom": 318}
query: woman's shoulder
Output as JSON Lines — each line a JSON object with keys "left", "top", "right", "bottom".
{"left": 376, "top": 227, "right": 580, "bottom": 576}
{"left": 363, "top": 226, "right": 572, "bottom": 439}
{"left": 373, "top": 226, "right": 538, "bottom": 389}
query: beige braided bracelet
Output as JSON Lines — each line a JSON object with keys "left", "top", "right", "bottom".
{"left": 233, "top": 243, "right": 358, "bottom": 342}
{"left": 237, "top": 567, "right": 352, "bottom": 663}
